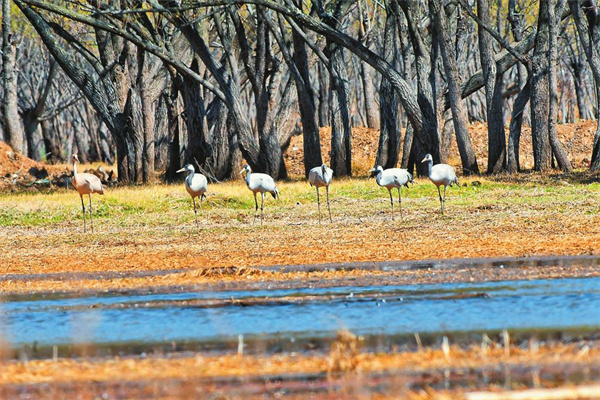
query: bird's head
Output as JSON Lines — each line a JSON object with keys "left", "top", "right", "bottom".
{"left": 321, "top": 163, "right": 328, "bottom": 172}
{"left": 369, "top": 165, "right": 383, "bottom": 177}
{"left": 421, "top": 154, "right": 433, "bottom": 163}
{"left": 240, "top": 164, "right": 251, "bottom": 176}
{"left": 177, "top": 164, "right": 194, "bottom": 174}
{"left": 71, "top": 154, "right": 80, "bottom": 164}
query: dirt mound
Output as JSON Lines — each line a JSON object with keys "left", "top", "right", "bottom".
{"left": 284, "top": 126, "right": 380, "bottom": 176}
{"left": 284, "top": 120, "right": 598, "bottom": 175}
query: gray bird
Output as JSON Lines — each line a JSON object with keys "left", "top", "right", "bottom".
{"left": 421, "top": 154, "right": 459, "bottom": 215}
{"left": 177, "top": 164, "right": 208, "bottom": 227}
{"left": 370, "top": 165, "right": 414, "bottom": 220}
{"left": 308, "top": 164, "right": 333, "bottom": 224}
{"left": 240, "top": 164, "right": 279, "bottom": 225}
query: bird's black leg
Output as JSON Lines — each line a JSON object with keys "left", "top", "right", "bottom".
{"left": 193, "top": 197, "right": 199, "bottom": 228}
{"left": 398, "top": 187, "right": 403, "bottom": 219}
{"left": 388, "top": 189, "right": 394, "bottom": 221}
{"left": 326, "top": 186, "right": 332, "bottom": 223}
{"left": 80, "top": 195, "right": 87, "bottom": 233}
{"left": 443, "top": 185, "right": 447, "bottom": 215}
{"left": 437, "top": 186, "right": 444, "bottom": 215}
{"left": 260, "top": 191, "right": 265, "bottom": 226}
{"left": 316, "top": 187, "right": 321, "bottom": 224}
{"left": 253, "top": 193, "right": 258, "bottom": 224}
{"left": 88, "top": 194, "right": 94, "bottom": 233}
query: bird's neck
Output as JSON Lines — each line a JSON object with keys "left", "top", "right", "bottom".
{"left": 426, "top": 160, "right": 433, "bottom": 177}
{"left": 244, "top": 171, "right": 251, "bottom": 185}
{"left": 375, "top": 170, "right": 383, "bottom": 185}
{"left": 73, "top": 160, "right": 78, "bottom": 176}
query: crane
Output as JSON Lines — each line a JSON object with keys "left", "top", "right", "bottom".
{"left": 71, "top": 154, "right": 104, "bottom": 233}
{"left": 240, "top": 164, "right": 279, "bottom": 225}
{"left": 421, "top": 153, "right": 459, "bottom": 215}
{"left": 308, "top": 164, "right": 333, "bottom": 223}
{"left": 177, "top": 164, "right": 208, "bottom": 228}
{"left": 370, "top": 165, "right": 414, "bottom": 220}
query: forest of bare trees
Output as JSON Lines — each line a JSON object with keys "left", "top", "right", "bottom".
{"left": 1, "top": 0, "right": 599, "bottom": 183}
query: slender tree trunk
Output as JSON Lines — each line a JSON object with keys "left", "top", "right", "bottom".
{"left": 288, "top": 11, "right": 322, "bottom": 176}
{"left": 547, "top": 0, "right": 572, "bottom": 172}
{"left": 317, "top": 62, "right": 328, "bottom": 127}
{"left": 508, "top": 80, "right": 531, "bottom": 173}
{"left": 328, "top": 47, "right": 352, "bottom": 176}
{"left": 530, "top": 0, "right": 553, "bottom": 171}
{"left": 2, "top": 0, "right": 24, "bottom": 153}
{"left": 376, "top": 2, "right": 401, "bottom": 169}
{"left": 569, "top": 0, "right": 600, "bottom": 170}
{"left": 432, "top": 0, "right": 479, "bottom": 175}
{"left": 478, "top": 0, "right": 506, "bottom": 173}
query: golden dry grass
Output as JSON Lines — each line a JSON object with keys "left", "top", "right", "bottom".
{"left": 1, "top": 175, "right": 599, "bottom": 294}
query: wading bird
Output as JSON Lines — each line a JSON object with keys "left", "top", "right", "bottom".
{"left": 370, "top": 165, "right": 414, "bottom": 220}
{"left": 308, "top": 164, "right": 333, "bottom": 223}
{"left": 421, "top": 153, "right": 459, "bottom": 215}
{"left": 71, "top": 154, "right": 104, "bottom": 233}
{"left": 177, "top": 164, "right": 208, "bottom": 228}
{"left": 240, "top": 164, "right": 279, "bottom": 225}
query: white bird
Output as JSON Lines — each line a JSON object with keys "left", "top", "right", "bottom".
{"left": 308, "top": 164, "right": 333, "bottom": 224}
{"left": 240, "top": 164, "right": 279, "bottom": 225}
{"left": 177, "top": 164, "right": 208, "bottom": 227}
{"left": 421, "top": 153, "right": 459, "bottom": 215}
{"left": 370, "top": 165, "right": 414, "bottom": 220}
{"left": 71, "top": 154, "right": 104, "bottom": 233}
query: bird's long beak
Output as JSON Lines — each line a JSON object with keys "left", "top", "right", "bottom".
{"left": 176, "top": 168, "right": 186, "bottom": 173}
{"left": 421, "top": 157, "right": 427, "bottom": 163}
{"left": 239, "top": 169, "right": 245, "bottom": 175}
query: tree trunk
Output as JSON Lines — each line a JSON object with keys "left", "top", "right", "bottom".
{"left": 547, "top": 0, "right": 572, "bottom": 172}
{"left": 432, "top": 0, "right": 479, "bottom": 175}
{"left": 508, "top": 80, "right": 531, "bottom": 173}
{"left": 399, "top": 1, "right": 440, "bottom": 175}
{"left": 328, "top": 46, "right": 352, "bottom": 177}
{"left": 569, "top": 0, "right": 600, "bottom": 170}
{"left": 291, "top": 20, "right": 323, "bottom": 176}
{"left": 478, "top": 0, "right": 506, "bottom": 173}
{"left": 530, "top": 0, "right": 553, "bottom": 171}
{"left": 317, "top": 62, "right": 328, "bottom": 127}
{"left": 376, "top": 3, "right": 401, "bottom": 169}
{"left": 2, "top": 0, "right": 24, "bottom": 154}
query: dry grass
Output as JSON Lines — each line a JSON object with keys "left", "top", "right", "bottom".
{"left": 1, "top": 175, "right": 599, "bottom": 294}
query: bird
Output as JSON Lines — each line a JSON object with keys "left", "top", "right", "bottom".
{"left": 71, "top": 154, "right": 104, "bottom": 233}
{"left": 240, "top": 164, "right": 279, "bottom": 225}
{"left": 308, "top": 164, "right": 333, "bottom": 223}
{"left": 177, "top": 164, "right": 208, "bottom": 228}
{"left": 421, "top": 153, "right": 459, "bottom": 215}
{"left": 370, "top": 165, "right": 414, "bottom": 220}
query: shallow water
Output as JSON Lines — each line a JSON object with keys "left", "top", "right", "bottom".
{"left": 1, "top": 277, "right": 599, "bottom": 348}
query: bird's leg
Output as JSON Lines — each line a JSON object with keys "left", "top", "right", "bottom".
{"left": 326, "top": 185, "right": 332, "bottom": 223}
{"left": 316, "top": 187, "right": 321, "bottom": 224}
{"left": 443, "top": 185, "right": 448, "bottom": 215}
{"left": 260, "top": 191, "right": 265, "bottom": 226}
{"left": 388, "top": 189, "right": 394, "bottom": 221}
{"left": 80, "top": 195, "right": 87, "bottom": 233}
{"left": 193, "top": 197, "right": 199, "bottom": 228}
{"left": 253, "top": 193, "right": 258, "bottom": 224}
{"left": 437, "top": 186, "right": 444, "bottom": 215}
{"left": 88, "top": 194, "right": 94, "bottom": 233}
{"left": 398, "top": 187, "right": 403, "bottom": 220}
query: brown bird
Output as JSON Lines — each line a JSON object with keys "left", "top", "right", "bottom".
{"left": 71, "top": 154, "right": 104, "bottom": 232}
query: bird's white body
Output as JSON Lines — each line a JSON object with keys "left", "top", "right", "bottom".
{"left": 308, "top": 164, "right": 333, "bottom": 223}
{"left": 371, "top": 165, "right": 414, "bottom": 220}
{"left": 308, "top": 165, "right": 333, "bottom": 188}
{"left": 183, "top": 168, "right": 207, "bottom": 199}
{"left": 177, "top": 164, "right": 208, "bottom": 227}
{"left": 240, "top": 165, "right": 278, "bottom": 224}
{"left": 373, "top": 167, "right": 413, "bottom": 190}
{"left": 421, "top": 154, "right": 459, "bottom": 215}
{"left": 71, "top": 155, "right": 104, "bottom": 233}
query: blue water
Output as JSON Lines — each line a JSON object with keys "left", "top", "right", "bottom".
{"left": 1, "top": 277, "right": 599, "bottom": 347}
